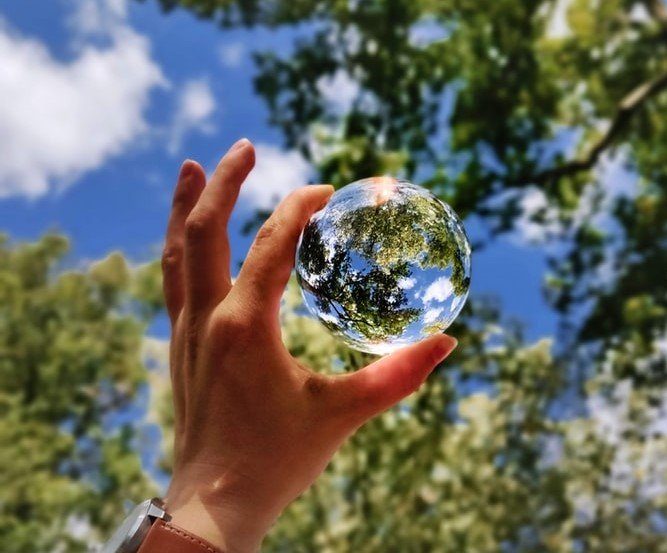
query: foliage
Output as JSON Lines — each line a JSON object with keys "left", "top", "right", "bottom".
{"left": 265, "top": 280, "right": 665, "bottom": 552}
{"left": 143, "top": 0, "right": 667, "bottom": 549}
{"left": 4, "top": 0, "right": 667, "bottom": 550}
{"left": 0, "top": 235, "right": 161, "bottom": 552}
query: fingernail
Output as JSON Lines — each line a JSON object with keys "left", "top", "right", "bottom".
{"left": 180, "top": 159, "right": 195, "bottom": 176}
{"left": 313, "top": 185, "right": 335, "bottom": 209}
{"left": 432, "top": 335, "right": 457, "bottom": 362}
{"left": 230, "top": 137, "right": 251, "bottom": 152}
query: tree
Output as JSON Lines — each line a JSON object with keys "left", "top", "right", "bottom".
{"left": 0, "top": 235, "right": 162, "bottom": 552}
{"left": 141, "top": 0, "right": 667, "bottom": 550}
{"left": 0, "top": 0, "right": 656, "bottom": 550}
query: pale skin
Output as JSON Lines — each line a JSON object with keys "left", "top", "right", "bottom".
{"left": 161, "top": 138, "right": 458, "bottom": 552}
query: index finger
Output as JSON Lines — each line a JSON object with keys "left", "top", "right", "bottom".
{"left": 230, "top": 185, "right": 334, "bottom": 321}
{"left": 184, "top": 139, "right": 255, "bottom": 313}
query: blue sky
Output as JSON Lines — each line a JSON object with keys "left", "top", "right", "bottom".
{"left": 0, "top": 0, "right": 557, "bottom": 341}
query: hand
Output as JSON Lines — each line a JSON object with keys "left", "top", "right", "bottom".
{"left": 161, "top": 139, "right": 457, "bottom": 552}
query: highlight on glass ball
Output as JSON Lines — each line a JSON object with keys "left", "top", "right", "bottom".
{"left": 295, "top": 176, "right": 472, "bottom": 355}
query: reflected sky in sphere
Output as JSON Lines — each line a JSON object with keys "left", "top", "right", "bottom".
{"left": 295, "top": 177, "right": 472, "bottom": 355}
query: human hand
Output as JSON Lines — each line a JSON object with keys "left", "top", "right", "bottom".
{"left": 161, "top": 139, "right": 457, "bottom": 552}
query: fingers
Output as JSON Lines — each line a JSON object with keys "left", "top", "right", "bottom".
{"left": 231, "top": 184, "right": 334, "bottom": 319}
{"left": 184, "top": 139, "right": 255, "bottom": 312}
{"left": 162, "top": 160, "right": 206, "bottom": 323}
{"left": 335, "top": 334, "right": 457, "bottom": 425}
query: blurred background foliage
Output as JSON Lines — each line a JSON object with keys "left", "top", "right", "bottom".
{"left": 3, "top": 0, "right": 667, "bottom": 550}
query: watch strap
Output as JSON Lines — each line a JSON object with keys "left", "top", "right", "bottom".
{"left": 137, "top": 519, "right": 223, "bottom": 553}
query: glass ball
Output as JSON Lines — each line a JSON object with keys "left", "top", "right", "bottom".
{"left": 295, "top": 177, "right": 471, "bottom": 355}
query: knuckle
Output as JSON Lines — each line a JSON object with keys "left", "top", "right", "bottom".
{"left": 185, "top": 211, "right": 214, "bottom": 241}
{"left": 253, "top": 220, "right": 279, "bottom": 248}
{"left": 161, "top": 244, "right": 182, "bottom": 272}
{"left": 209, "top": 308, "right": 252, "bottom": 343}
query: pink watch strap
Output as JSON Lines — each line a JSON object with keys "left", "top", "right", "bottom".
{"left": 137, "top": 519, "right": 223, "bottom": 553}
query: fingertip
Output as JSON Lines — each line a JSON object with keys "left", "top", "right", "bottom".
{"left": 303, "top": 184, "right": 334, "bottom": 208}
{"left": 179, "top": 158, "right": 195, "bottom": 177}
{"left": 382, "top": 334, "right": 456, "bottom": 387}
{"left": 179, "top": 158, "right": 206, "bottom": 179}
{"left": 209, "top": 139, "right": 255, "bottom": 195}
{"left": 332, "top": 335, "right": 457, "bottom": 426}
{"left": 173, "top": 160, "right": 206, "bottom": 208}
{"left": 227, "top": 139, "right": 256, "bottom": 174}
{"left": 246, "top": 143, "right": 256, "bottom": 165}
{"left": 427, "top": 334, "right": 458, "bottom": 364}
{"left": 317, "top": 183, "right": 334, "bottom": 194}
{"left": 230, "top": 137, "right": 252, "bottom": 152}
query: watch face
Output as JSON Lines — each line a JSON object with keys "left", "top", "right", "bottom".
{"left": 101, "top": 500, "right": 153, "bottom": 553}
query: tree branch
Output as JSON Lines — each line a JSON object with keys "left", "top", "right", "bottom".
{"left": 522, "top": 70, "right": 667, "bottom": 186}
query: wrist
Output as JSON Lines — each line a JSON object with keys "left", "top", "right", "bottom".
{"left": 167, "top": 497, "right": 269, "bottom": 553}
{"left": 165, "top": 466, "right": 279, "bottom": 553}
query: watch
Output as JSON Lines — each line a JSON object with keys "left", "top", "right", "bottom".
{"left": 101, "top": 498, "right": 221, "bottom": 553}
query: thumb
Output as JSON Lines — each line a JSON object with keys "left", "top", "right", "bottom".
{"left": 336, "top": 334, "right": 457, "bottom": 425}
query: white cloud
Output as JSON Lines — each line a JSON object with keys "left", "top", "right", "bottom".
{"left": 423, "top": 276, "right": 454, "bottom": 303}
{"left": 239, "top": 144, "right": 312, "bottom": 210}
{"left": 423, "top": 306, "right": 444, "bottom": 324}
{"left": 316, "top": 69, "right": 360, "bottom": 114}
{"left": 0, "top": 1, "right": 165, "bottom": 199}
{"left": 398, "top": 276, "right": 416, "bottom": 290}
{"left": 218, "top": 42, "right": 244, "bottom": 68}
{"left": 167, "top": 78, "right": 216, "bottom": 154}
{"left": 68, "top": 0, "right": 128, "bottom": 37}
{"left": 449, "top": 293, "right": 466, "bottom": 314}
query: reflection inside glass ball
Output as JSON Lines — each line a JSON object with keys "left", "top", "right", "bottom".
{"left": 295, "top": 177, "right": 471, "bottom": 355}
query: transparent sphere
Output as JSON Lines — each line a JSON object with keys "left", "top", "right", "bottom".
{"left": 295, "top": 177, "right": 471, "bottom": 355}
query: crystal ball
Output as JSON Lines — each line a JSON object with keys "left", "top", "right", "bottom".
{"left": 295, "top": 177, "right": 471, "bottom": 355}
